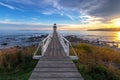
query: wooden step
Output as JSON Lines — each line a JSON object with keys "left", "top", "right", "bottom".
{"left": 38, "top": 61, "right": 73, "bottom": 64}
{"left": 30, "top": 78, "right": 84, "bottom": 80}
{"left": 36, "top": 63, "right": 76, "bottom": 68}
{"left": 30, "top": 72, "right": 82, "bottom": 78}
{"left": 39, "top": 57, "right": 71, "bottom": 60}
{"left": 34, "top": 67, "right": 78, "bottom": 72}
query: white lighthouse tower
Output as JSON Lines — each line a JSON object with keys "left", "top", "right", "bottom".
{"left": 53, "top": 23, "right": 57, "bottom": 32}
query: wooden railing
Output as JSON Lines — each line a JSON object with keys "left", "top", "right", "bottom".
{"left": 42, "top": 33, "right": 53, "bottom": 56}
{"left": 33, "top": 33, "right": 53, "bottom": 59}
{"left": 33, "top": 32, "right": 78, "bottom": 60}
{"left": 58, "top": 33, "right": 78, "bottom": 60}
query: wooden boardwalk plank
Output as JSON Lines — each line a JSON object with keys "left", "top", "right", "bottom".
{"left": 37, "top": 61, "right": 74, "bottom": 63}
{"left": 44, "top": 31, "right": 66, "bottom": 57}
{"left": 30, "top": 78, "right": 84, "bottom": 80}
{"left": 34, "top": 68, "right": 78, "bottom": 72}
{"left": 30, "top": 72, "right": 82, "bottom": 78}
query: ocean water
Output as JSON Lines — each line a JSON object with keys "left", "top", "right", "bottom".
{"left": 0, "top": 30, "right": 51, "bottom": 49}
{"left": 0, "top": 30, "right": 52, "bottom": 36}
{"left": 0, "top": 30, "right": 120, "bottom": 49}
{"left": 59, "top": 30, "right": 120, "bottom": 42}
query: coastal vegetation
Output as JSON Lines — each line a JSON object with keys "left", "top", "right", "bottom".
{"left": 72, "top": 43, "right": 120, "bottom": 80}
{"left": 0, "top": 46, "right": 38, "bottom": 80}
{"left": 0, "top": 43, "right": 120, "bottom": 80}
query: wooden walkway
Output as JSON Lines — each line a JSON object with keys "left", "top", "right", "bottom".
{"left": 44, "top": 32, "right": 65, "bottom": 57}
{"left": 29, "top": 31, "right": 84, "bottom": 80}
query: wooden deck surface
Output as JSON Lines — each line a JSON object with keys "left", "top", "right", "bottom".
{"left": 44, "top": 32, "right": 66, "bottom": 57}
{"left": 29, "top": 31, "right": 84, "bottom": 80}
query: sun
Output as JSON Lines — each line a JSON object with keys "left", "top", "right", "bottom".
{"left": 115, "top": 20, "right": 120, "bottom": 26}
{"left": 111, "top": 18, "right": 120, "bottom": 27}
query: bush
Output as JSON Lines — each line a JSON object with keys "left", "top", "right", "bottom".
{"left": 0, "top": 46, "right": 37, "bottom": 70}
{"left": 0, "top": 46, "right": 38, "bottom": 80}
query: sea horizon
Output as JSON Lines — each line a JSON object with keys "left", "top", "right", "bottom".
{"left": 0, "top": 29, "right": 120, "bottom": 49}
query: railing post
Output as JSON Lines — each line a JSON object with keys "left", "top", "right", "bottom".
{"left": 67, "top": 42, "right": 69, "bottom": 56}
{"left": 41, "top": 41, "right": 44, "bottom": 56}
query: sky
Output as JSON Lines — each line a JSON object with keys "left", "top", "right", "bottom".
{"left": 0, "top": 0, "right": 120, "bottom": 30}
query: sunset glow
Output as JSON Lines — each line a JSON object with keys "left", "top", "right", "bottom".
{"left": 115, "top": 20, "right": 120, "bottom": 26}
{"left": 0, "top": 0, "right": 120, "bottom": 30}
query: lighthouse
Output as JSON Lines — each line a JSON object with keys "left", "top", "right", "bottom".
{"left": 53, "top": 23, "right": 57, "bottom": 32}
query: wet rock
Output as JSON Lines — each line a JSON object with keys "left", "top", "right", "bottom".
{"left": 15, "top": 46, "right": 21, "bottom": 48}
{"left": 41, "top": 34, "right": 48, "bottom": 38}
{"left": 27, "top": 34, "right": 48, "bottom": 42}
{"left": 1, "top": 43, "right": 8, "bottom": 46}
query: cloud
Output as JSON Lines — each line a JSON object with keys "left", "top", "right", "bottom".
{"left": 1, "top": 0, "right": 120, "bottom": 24}
{"left": 0, "top": 19, "right": 14, "bottom": 24}
{"left": 0, "top": 19, "right": 40, "bottom": 26}
{"left": 0, "top": 2, "right": 16, "bottom": 10}
{"left": 88, "top": 0, "right": 120, "bottom": 16}
{"left": 9, "top": 0, "right": 34, "bottom": 5}
{"left": 43, "top": 0, "right": 120, "bottom": 23}
{"left": 0, "top": 19, "right": 52, "bottom": 30}
{"left": 58, "top": 0, "right": 120, "bottom": 22}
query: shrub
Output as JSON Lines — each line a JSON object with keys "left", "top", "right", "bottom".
{"left": 0, "top": 46, "right": 38, "bottom": 80}
{"left": 0, "top": 46, "right": 37, "bottom": 71}
{"left": 73, "top": 43, "right": 120, "bottom": 80}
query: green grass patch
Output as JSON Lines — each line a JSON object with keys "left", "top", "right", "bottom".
{"left": 0, "top": 60, "right": 37, "bottom": 80}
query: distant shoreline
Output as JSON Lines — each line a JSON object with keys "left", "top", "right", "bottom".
{"left": 88, "top": 28, "right": 120, "bottom": 31}
{"left": 0, "top": 34, "right": 119, "bottom": 50}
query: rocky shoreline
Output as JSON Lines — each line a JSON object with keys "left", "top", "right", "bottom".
{"left": 0, "top": 34, "right": 48, "bottom": 49}
{"left": 0, "top": 34, "right": 120, "bottom": 51}
{"left": 65, "top": 35, "right": 120, "bottom": 52}
{"left": 65, "top": 35, "right": 120, "bottom": 48}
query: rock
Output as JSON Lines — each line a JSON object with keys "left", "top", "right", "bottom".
{"left": 41, "top": 34, "right": 48, "bottom": 38}
{"left": 27, "top": 34, "right": 48, "bottom": 42}
{"left": 1, "top": 43, "right": 8, "bottom": 46}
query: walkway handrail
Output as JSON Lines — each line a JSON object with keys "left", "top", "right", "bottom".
{"left": 33, "top": 33, "right": 53, "bottom": 59}
{"left": 58, "top": 33, "right": 69, "bottom": 56}
{"left": 33, "top": 31, "right": 78, "bottom": 60}
{"left": 33, "top": 41, "right": 41, "bottom": 58}
{"left": 69, "top": 43, "right": 78, "bottom": 59}
{"left": 58, "top": 33, "right": 78, "bottom": 60}
{"left": 42, "top": 33, "right": 53, "bottom": 56}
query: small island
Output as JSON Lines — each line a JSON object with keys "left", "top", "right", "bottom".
{"left": 88, "top": 28, "right": 120, "bottom": 31}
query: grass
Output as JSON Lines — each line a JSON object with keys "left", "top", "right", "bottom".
{"left": 72, "top": 43, "right": 120, "bottom": 80}
{"left": 0, "top": 46, "right": 38, "bottom": 80}
{"left": 0, "top": 60, "right": 37, "bottom": 80}
{"left": 1, "top": 43, "right": 120, "bottom": 80}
